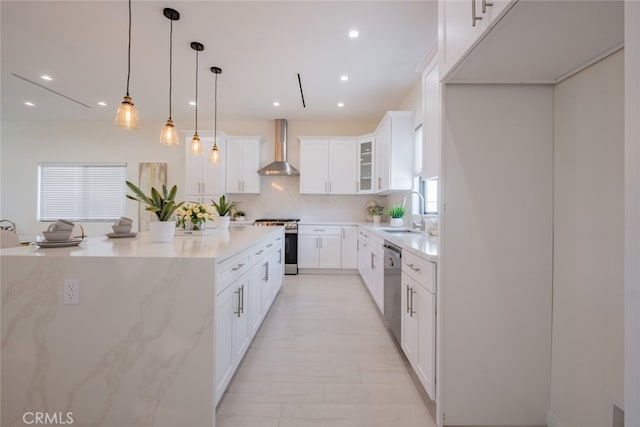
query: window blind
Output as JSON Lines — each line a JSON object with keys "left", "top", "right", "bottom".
{"left": 38, "top": 163, "right": 127, "bottom": 222}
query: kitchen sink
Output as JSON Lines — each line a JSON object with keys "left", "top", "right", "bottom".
{"left": 379, "top": 228, "right": 421, "bottom": 234}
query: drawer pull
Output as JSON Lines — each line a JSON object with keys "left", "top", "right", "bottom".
{"left": 255, "top": 249, "right": 264, "bottom": 255}
{"left": 232, "top": 263, "right": 245, "bottom": 272}
{"left": 266, "top": 243, "right": 274, "bottom": 248}
{"left": 408, "top": 263, "right": 421, "bottom": 272}
{"left": 482, "top": 0, "right": 493, "bottom": 13}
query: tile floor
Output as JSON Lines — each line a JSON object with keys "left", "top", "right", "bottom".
{"left": 216, "top": 274, "right": 437, "bottom": 427}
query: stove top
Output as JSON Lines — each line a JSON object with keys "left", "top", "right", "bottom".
{"left": 254, "top": 218, "right": 300, "bottom": 223}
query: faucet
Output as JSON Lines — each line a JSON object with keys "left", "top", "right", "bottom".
{"left": 402, "top": 191, "right": 426, "bottom": 232}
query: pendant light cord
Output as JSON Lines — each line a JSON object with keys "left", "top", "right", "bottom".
{"left": 194, "top": 50, "right": 199, "bottom": 132}
{"left": 126, "top": 0, "right": 132, "bottom": 96}
{"left": 168, "top": 18, "right": 173, "bottom": 119}
{"left": 214, "top": 72, "right": 218, "bottom": 144}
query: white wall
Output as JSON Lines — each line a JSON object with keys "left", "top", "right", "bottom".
{"left": 441, "top": 84, "right": 554, "bottom": 425}
{"left": 0, "top": 118, "right": 378, "bottom": 239}
{"left": 625, "top": 4, "right": 640, "bottom": 426}
{"left": 549, "top": 50, "right": 624, "bottom": 427}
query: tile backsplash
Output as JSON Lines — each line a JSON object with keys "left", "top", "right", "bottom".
{"left": 229, "top": 176, "right": 386, "bottom": 222}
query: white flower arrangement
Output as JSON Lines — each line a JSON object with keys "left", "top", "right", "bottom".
{"left": 176, "top": 202, "right": 216, "bottom": 230}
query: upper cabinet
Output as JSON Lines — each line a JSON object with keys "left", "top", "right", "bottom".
{"left": 374, "top": 111, "right": 415, "bottom": 193}
{"left": 299, "top": 138, "right": 358, "bottom": 195}
{"left": 226, "top": 137, "right": 262, "bottom": 194}
{"left": 440, "top": 0, "right": 623, "bottom": 83}
{"left": 357, "top": 134, "right": 375, "bottom": 194}
{"left": 439, "top": 0, "right": 514, "bottom": 80}
{"left": 184, "top": 133, "right": 226, "bottom": 203}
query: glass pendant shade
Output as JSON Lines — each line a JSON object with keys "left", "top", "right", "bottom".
{"left": 190, "top": 133, "right": 203, "bottom": 155}
{"left": 160, "top": 118, "right": 179, "bottom": 145}
{"left": 115, "top": 95, "right": 140, "bottom": 129}
{"left": 210, "top": 143, "right": 220, "bottom": 163}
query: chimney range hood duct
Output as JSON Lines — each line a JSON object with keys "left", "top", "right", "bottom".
{"left": 257, "top": 119, "right": 300, "bottom": 176}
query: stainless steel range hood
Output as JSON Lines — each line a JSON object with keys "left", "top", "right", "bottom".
{"left": 257, "top": 119, "right": 300, "bottom": 176}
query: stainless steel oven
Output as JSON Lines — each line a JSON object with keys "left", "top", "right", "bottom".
{"left": 254, "top": 219, "right": 299, "bottom": 275}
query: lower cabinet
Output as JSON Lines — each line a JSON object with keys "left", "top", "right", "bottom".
{"left": 357, "top": 227, "right": 384, "bottom": 313}
{"left": 401, "top": 256, "right": 436, "bottom": 400}
{"left": 214, "top": 231, "right": 284, "bottom": 406}
{"left": 298, "top": 226, "right": 342, "bottom": 268}
{"left": 341, "top": 225, "right": 358, "bottom": 268}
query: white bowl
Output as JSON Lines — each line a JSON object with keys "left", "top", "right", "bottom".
{"left": 42, "top": 229, "right": 72, "bottom": 242}
{"left": 112, "top": 224, "right": 132, "bottom": 234}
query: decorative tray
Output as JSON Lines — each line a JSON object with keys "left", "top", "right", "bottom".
{"left": 106, "top": 232, "right": 138, "bottom": 239}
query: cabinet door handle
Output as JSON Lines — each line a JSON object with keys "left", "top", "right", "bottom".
{"left": 378, "top": 177, "right": 382, "bottom": 190}
{"left": 278, "top": 248, "right": 282, "bottom": 264}
{"left": 408, "top": 263, "right": 421, "bottom": 273}
{"left": 319, "top": 237, "right": 322, "bottom": 249}
{"left": 410, "top": 288, "right": 416, "bottom": 317}
{"left": 482, "top": 0, "right": 493, "bottom": 13}
{"left": 342, "top": 228, "right": 345, "bottom": 239}
{"left": 202, "top": 182, "right": 205, "bottom": 193}
{"left": 371, "top": 253, "right": 375, "bottom": 269}
{"left": 264, "top": 261, "right": 269, "bottom": 282}
{"left": 234, "top": 288, "right": 242, "bottom": 317}
{"left": 406, "top": 285, "right": 411, "bottom": 314}
{"left": 472, "top": 0, "right": 482, "bottom": 26}
{"left": 240, "top": 284, "right": 245, "bottom": 314}
{"left": 329, "top": 182, "right": 332, "bottom": 192}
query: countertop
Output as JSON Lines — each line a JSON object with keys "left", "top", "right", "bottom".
{"left": 359, "top": 223, "right": 439, "bottom": 263}
{"left": 0, "top": 225, "right": 282, "bottom": 259}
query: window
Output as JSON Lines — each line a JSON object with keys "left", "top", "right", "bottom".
{"left": 414, "top": 124, "right": 423, "bottom": 176}
{"left": 423, "top": 177, "right": 438, "bottom": 215}
{"left": 38, "top": 163, "right": 127, "bottom": 222}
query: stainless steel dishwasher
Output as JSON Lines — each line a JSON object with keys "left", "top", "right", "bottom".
{"left": 383, "top": 241, "right": 402, "bottom": 343}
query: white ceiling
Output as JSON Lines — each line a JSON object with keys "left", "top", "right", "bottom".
{"left": 1, "top": 1, "right": 437, "bottom": 123}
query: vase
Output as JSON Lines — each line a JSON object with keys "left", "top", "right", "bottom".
{"left": 218, "top": 216, "right": 231, "bottom": 230}
{"left": 149, "top": 220, "right": 176, "bottom": 242}
{"left": 390, "top": 218, "right": 404, "bottom": 227}
{"left": 372, "top": 215, "right": 381, "bottom": 225}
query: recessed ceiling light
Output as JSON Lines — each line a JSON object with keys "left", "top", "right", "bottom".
{"left": 337, "top": 102, "right": 345, "bottom": 108}
{"left": 340, "top": 75, "right": 349, "bottom": 82}
{"left": 40, "top": 75, "right": 53, "bottom": 81}
{"left": 189, "top": 101, "right": 196, "bottom": 106}
{"left": 97, "top": 101, "right": 107, "bottom": 106}
{"left": 273, "top": 101, "right": 280, "bottom": 107}
{"left": 348, "top": 30, "right": 359, "bottom": 39}
{"left": 24, "top": 101, "right": 35, "bottom": 106}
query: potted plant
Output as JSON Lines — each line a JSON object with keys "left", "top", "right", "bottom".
{"left": 211, "top": 195, "right": 237, "bottom": 230}
{"left": 234, "top": 210, "right": 246, "bottom": 222}
{"left": 388, "top": 205, "right": 406, "bottom": 227}
{"left": 126, "top": 181, "right": 184, "bottom": 242}
{"left": 367, "top": 203, "right": 384, "bottom": 225}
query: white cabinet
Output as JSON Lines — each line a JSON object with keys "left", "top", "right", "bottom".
{"left": 356, "top": 227, "right": 384, "bottom": 312}
{"left": 422, "top": 58, "right": 441, "bottom": 179}
{"left": 298, "top": 225, "right": 342, "bottom": 268}
{"left": 401, "top": 251, "right": 436, "bottom": 400}
{"left": 299, "top": 139, "right": 358, "bottom": 195}
{"left": 374, "top": 111, "right": 415, "bottom": 193}
{"left": 184, "top": 134, "right": 226, "bottom": 202}
{"left": 341, "top": 226, "right": 358, "bottom": 269}
{"left": 226, "top": 137, "right": 261, "bottom": 194}
{"left": 357, "top": 135, "right": 375, "bottom": 194}
{"left": 214, "top": 231, "right": 284, "bottom": 405}
{"left": 439, "top": 0, "right": 512, "bottom": 79}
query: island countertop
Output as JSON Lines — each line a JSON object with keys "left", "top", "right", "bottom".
{"left": 0, "top": 225, "right": 282, "bottom": 259}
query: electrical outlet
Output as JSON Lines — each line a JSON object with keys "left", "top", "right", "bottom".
{"left": 63, "top": 279, "right": 80, "bottom": 305}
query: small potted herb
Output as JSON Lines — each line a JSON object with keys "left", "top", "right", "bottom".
{"left": 388, "top": 205, "right": 406, "bottom": 227}
{"left": 234, "top": 210, "right": 246, "bottom": 222}
{"left": 367, "top": 203, "right": 384, "bottom": 225}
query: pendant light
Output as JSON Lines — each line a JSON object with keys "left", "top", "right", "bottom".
{"left": 210, "top": 67, "right": 222, "bottom": 163}
{"left": 189, "top": 42, "right": 204, "bottom": 155}
{"left": 159, "top": 8, "right": 180, "bottom": 145}
{"left": 115, "top": 0, "right": 140, "bottom": 129}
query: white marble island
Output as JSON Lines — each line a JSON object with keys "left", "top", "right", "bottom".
{"left": 1, "top": 226, "right": 284, "bottom": 427}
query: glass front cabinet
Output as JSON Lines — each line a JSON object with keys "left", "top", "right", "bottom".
{"left": 357, "top": 134, "right": 375, "bottom": 194}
